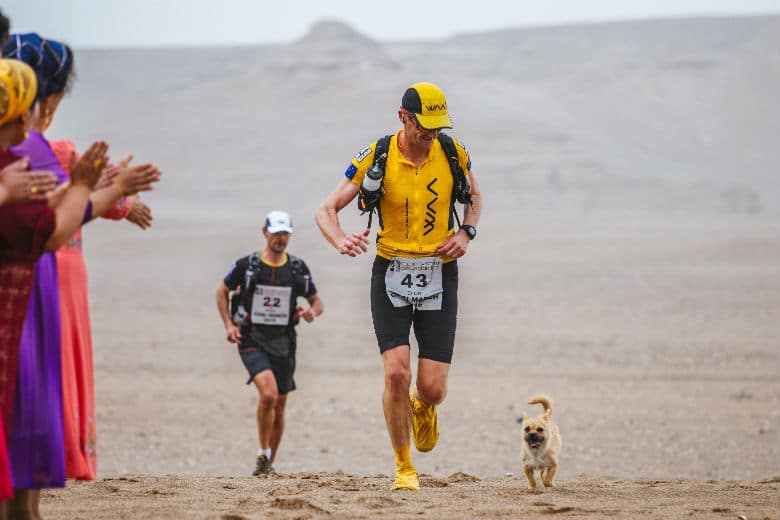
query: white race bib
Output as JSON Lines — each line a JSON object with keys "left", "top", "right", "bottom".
{"left": 251, "top": 285, "right": 292, "bottom": 325}
{"left": 385, "top": 257, "right": 443, "bottom": 310}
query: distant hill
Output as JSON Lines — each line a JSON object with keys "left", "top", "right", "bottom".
{"left": 53, "top": 15, "right": 779, "bottom": 214}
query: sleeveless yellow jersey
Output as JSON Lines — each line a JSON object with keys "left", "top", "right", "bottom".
{"left": 345, "top": 132, "right": 472, "bottom": 260}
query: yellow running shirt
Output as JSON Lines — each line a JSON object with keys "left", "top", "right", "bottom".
{"left": 346, "top": 132, "right": 472, "bottom": 260}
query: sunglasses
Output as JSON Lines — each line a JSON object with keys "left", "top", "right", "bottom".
{"left": 403, "top": 111, "right": 440, "bottom": 133}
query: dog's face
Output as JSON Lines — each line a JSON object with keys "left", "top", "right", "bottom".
{"left": 521, "top": 414, "right": 549, "bottom": 450}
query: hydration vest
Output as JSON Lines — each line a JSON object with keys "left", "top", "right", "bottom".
{"left": 357, "top": 133, "right": 473, "bottom": 229}
{"left": 231, "top": 252, "right": 309, "bottom": 327}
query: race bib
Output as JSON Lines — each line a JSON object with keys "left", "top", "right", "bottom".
{"left": 251, "top": 285, "right": 292, "bottom": 325}
{"left": 385, "top": 257, "right": 443, "bottom": 310}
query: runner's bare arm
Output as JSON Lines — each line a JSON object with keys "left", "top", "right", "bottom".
{"left": 298, "top": 293, "right": 324, "bottom": 323}
{"left": 436, "top": 170, "right": 483, "bottom": 259}
{"left": 462, "top": 170, "right": 482, "bottom": 228}
{"left": 315, "top": 178, "right": 370, "bottom": 257}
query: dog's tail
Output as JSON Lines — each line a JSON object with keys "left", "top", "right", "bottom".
{"left": 528, "top": 395, "right": 553, "bottom": 417}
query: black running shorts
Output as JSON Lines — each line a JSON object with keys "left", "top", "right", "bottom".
{"left": 370, "top": 256, "right": 458, "bottom": 364}
{"left": 238, "top": 332, "right": 297, "bottom": 394}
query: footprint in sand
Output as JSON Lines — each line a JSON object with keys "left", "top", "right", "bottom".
{"left": 271, "top": 497, "right": 330, "bottom": 514}
{"left": 538, "top": 506, "right": 579, "bottom": 514}
{"left": 355, "top": 496, "right": 402, "bottom": 509}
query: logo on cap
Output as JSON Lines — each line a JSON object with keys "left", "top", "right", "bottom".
{"left": 264, "top": 210, "right": 293, "bottom": 234}
{"left": 401, "top": 82, "right": 453, "bottom": 130}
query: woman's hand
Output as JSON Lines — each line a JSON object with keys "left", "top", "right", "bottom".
{"left": 114, "top": 156, "right": 162, "bottom": 196}
{"left": 0, "top": 158, "right": 57, "bottom": 204}
{"left": 94, "top": 165, "right": 120, "bottom": 190}
{"left": 70, "top": 141, "right": 109, "bottom": 189}
{"left": 126, "top": 197, "right": 153, "bottom": 229}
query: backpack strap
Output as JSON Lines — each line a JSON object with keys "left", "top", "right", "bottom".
{"left": 356, "top": 134, "right": 472, "bottom": 231}
{"left": 288, "top": 253, "right": 303, "bottom": 278}
{"left": 248, "top": 251, "right": 262, "bottom": 269}
{"left": 240, "top": 251, "right": 263, "bottom": 310}
{"left": 357, "top": 135, "right": 392, "bottom": 229}
{"left": 437, "top": 133, "right": 473, "bottom": 229}
{"left": 288, "top": 253, "right": 312, "bottom": 295}
{"left": 374, "top": 135, "right": 392, "bottom": 170}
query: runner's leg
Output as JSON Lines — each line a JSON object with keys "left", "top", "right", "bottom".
{"left": 415, "top": 358, "right": 449, "bottom": 405}
{"left": 252, "top": 370, "right": 278, "bottom": 450}
{"left": 270, "top": 393, "right": 287, "bottom": 464}
{"left": 381, "top": 345, "right": 412, "bottom": 449}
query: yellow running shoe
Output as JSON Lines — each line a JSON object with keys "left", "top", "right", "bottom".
{"left": 391, "top": 464, "right": 420, "bottom": 491}
{"left": 410, "top": 391, "right": 439, "bottom": 452}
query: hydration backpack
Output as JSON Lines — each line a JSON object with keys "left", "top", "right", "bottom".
{"left": 231, "top": 253, "right": 309, "bottom": 326}
{"left": 357, "top": 133, "right": 473, "bottom": 229}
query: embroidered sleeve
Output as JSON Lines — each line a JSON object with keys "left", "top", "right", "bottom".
{"left": 101, "top": 195, "right": 132, "bottom": 220}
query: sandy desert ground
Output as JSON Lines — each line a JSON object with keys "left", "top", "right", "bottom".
{"left": 43, "top": 474, "right": 780, "bottom": 519}
{"left": 25, "top": 14, "right": 780, "bottom": 519}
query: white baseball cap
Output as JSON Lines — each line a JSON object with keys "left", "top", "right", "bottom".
{"left": 264, "top": 210, "right": 293, "bottom": 234}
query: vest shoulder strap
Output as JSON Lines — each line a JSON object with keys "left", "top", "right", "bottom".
{"left": 374, "top": 135, "right": 392, "bottom": 167}
{"left": 248, "top": 251, "right": 262, "bottom": 269}
{"left": 357, "top": 135, "right": 392, "bottom": 228}
{"left": 249, "top": 251, "right": 302, "bottom": 277}
{"left": 438, "top": 133, "right": 473, "bottom": 228}
{"left": 438, "top": 133, "right": 472, "bottom": 205}
{"left": 288, "top": 253, "right": 303, "bottom": 277}
{"left": 359, "top": 133, "right": 471, "bottom": 229}
{"left": 437, "top": 132, "right": 456, "bottom": 155}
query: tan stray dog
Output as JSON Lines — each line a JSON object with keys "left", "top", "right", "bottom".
{"left": 520, "top": 394, "right": 561, "bottom": 491}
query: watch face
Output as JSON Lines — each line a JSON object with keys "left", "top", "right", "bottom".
{"left": 464, "top": 225, "right": 476, "bottom": 239}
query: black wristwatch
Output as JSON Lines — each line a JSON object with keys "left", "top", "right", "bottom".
{"left": 461, "top": 225, "right": 477, "bottom": 240}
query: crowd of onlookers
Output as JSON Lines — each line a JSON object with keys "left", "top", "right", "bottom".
{"left": 0, "top": 8, "right": 162, "bottom": 519}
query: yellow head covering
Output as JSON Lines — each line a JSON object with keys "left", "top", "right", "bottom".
{"left": 0, "top": 58, "right": 37, "bottom": 127}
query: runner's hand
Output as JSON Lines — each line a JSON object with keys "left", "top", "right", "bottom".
{"left": 338, "top": 228, "right": 370, "bottom": 257}
{"left": 225, "top": 323, "right": 242, "bottom": 344}
{"left": 297, "top": 305, "right": 315, "bottom": 323}
{"left": 436, "top": 230, "right": 469, "bottom": 259}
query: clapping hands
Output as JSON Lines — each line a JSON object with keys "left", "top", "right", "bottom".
{"left": 70, "top": 141, "right": 109, "bottom": 190}
{"left": 112, "top": 155, "right": 162, "bottom": 196}
{"left": 0, "top": 158, "right": 57, "bottom": 204}
{"left": 126, "top": 197, "right": 153, "bottom": 229}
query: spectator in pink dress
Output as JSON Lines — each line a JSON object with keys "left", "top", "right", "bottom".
{"left": 0, "top": 57, "right": 105, "bottom": 514}
{"left": 2, "top": 33, "right": 160, "bottom": 518}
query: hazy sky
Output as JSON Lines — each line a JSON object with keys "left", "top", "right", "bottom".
{"left": 3, "top": 0, "right": 779, "bottom": 48}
